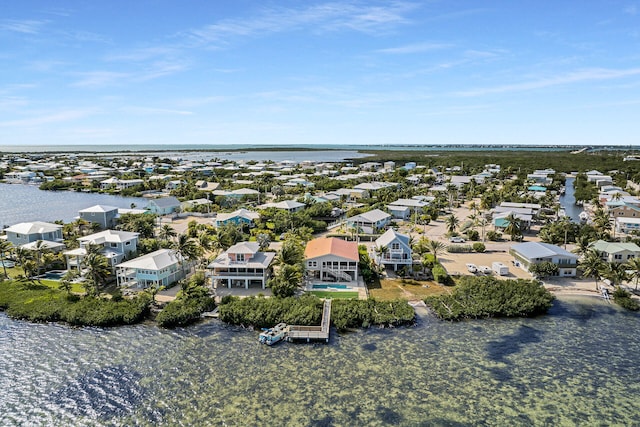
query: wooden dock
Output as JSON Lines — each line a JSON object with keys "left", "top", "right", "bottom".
{"left": 287, "top": 299, "right": 332, "bottom": 343}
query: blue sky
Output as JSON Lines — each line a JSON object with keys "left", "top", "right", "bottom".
{"left": 1, "top": 1, "right": 640, "bottom": 147}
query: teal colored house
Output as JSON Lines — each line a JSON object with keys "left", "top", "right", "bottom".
{"left": 146, "top": 197, "right": 181, "bottom": 215}
{"left": 215, "top": 208, "right": 260, "bottom": 227}
{"left": 115, "top": 249, "right": 187, "bottom": 288}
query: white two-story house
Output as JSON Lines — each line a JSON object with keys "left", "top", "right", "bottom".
{"left": 207, "top": 242, "right": 275, "bottom": 289}
{"left": 304, "top": 237, "right": 359, "bottom": 283}
{"left": 64, "top": 230, "right": 139, "bottom": 271}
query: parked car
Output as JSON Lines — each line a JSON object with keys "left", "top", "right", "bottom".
{"left": 449, "top": 236, "right": 466, "bottom": 243}
{"left": 466, "top": 263, "right": 478, "bottom": 273}
{"left": 478, "top": 265, "right": 492, "bottom": 274}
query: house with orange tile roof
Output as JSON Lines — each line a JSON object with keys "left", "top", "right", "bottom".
{"left": 304, "top": 237, "right": 359, "bottom": 282}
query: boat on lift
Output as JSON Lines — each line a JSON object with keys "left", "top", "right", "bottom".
{"left": 259, "top": 323, "right": 289, "bottom": 345}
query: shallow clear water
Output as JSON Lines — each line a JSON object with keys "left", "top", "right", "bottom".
{"left": 0, "top": 296, "right": 639, "bottom": 426}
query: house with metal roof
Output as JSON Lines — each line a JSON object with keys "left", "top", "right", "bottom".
{"left": 373, "top": 229, "right": 412, "bottom": 271}
{"left": 146, "top": 197, "right": 181, "bottom": 215}
{"left": 590, "top": 240, "right": 640, "bottom": 263}
{"left": 214, "top": 208, "right": 260, "bottom": 227}
{"left": 510, "top": 242, "right": 578, "bottom": 277}
{"left": 65, "top": 230, "right": 139, "bottom": 270}
{"left": 115, "top": 248, "right": 186, "bottom": 288}
{"left": 207, "top": 241, "right": 275, "bottom": 289}
{"left": 78, "top": 205, "right": 119, "bottom": 229}
{"left": 4, "top": 221, "right": 63, "bottom": 247}
{"left": 347, "top": 209, "right": 392, "bottom": 234}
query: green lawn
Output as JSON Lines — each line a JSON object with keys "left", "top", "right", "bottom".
{"left": 307, "top": 291, "right": 359, "bottom": 299}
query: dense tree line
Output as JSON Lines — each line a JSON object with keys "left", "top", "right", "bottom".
{"left": 0, "top": 279, "right": 151, "bottom": 326}
{"left": 218, "top": 295, "right": 414, "bottom": 330}
{"left": 425, "top": 276, "right": 554, "bottom": 321}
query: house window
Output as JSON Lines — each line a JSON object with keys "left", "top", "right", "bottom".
{"left": 628, "top": 255, "right": 635, "bottom": 260}
{"left": 614, "top": 254, "right": 622, "bottom": 260}
{"left": 125, "top": 241, "right": 131, "bottom": 246}
{"left": 111, "top": 243, "right": 117, "bottom": 248}
{"left": 308, "top": 261, "right": 317, "bottom": 267}
{"left": 236, "top": 254, "right": 245, "bottom": 262}
{"left": 391, "top": 243, "right": 400, "bottom": 250}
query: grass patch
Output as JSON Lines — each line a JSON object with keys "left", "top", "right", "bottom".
{"left": 308, "top": 291, "right": 359, "bottom": 299}
{"left": 368, "top": 278, "right": 450, "bottom": 301}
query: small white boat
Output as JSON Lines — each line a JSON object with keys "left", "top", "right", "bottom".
{"left": 259, "top": 323, "right": 289, "bottom": 345}
{"left": 579, "top": 211, "right": 589, "bottom": 223}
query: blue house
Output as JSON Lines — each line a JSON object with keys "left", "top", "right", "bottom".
{"left": 147, "top": 197, "right": 181, "bottom": 215}
{"left": 215, "top": 208, "right": 260, "bottom": 227}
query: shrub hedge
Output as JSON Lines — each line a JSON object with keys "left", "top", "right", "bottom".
{"left": 424, "top": 276, "right": 554, "bottom": 321}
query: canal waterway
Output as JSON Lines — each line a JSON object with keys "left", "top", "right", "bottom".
{"left": 559, "top": 177, "right": 584, "bottom": 223}
{"left": 1, "top": 297, "right": 638, "bottom": 426}
{"left": 0, "top": 183, "right": 148, "bottom": 227}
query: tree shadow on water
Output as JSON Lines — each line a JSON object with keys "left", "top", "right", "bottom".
{"left": 486, "top": 325, "right": 544, "bottom": 381}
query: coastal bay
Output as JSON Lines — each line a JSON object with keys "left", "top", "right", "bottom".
{"left": 1, "top": 297, "right": 638, "bottom": 426}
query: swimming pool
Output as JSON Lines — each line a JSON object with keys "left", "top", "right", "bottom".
{"left": 41, "top": 270, "right": 67, "bottom": 281}
{"left": 311, "top": 284, "right": 350, "bottom": 290}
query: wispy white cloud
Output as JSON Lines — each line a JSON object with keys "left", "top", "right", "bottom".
{"left": 121, "top": 106, "right": 193, "bottom": 116}
{"left": 105, "top": 47, "right": 179, "bottom": 62}
{"left": 70, "top": 71, "right": 130, "bottom": 88}
{"left": 0, "top": 19, "right": 48, "bottom": 34}
{"left": 0, "top": 109, "right": 94, "bottom": 127}
{"left": 456, "top": 67, "right": 640, "bottom": 97}
{"left": 0, "top": 96, "right": 29, "bottom": 110}
{"left": 376, "top": 42, "right": 451, "bottom": 54}
{"left": 624, "top": 5, "right": 638, "bottom": 15}
{"left": 184, "top": 1, "right": 418, "bottom": 46}
{"left": 135, "top": 62, "right": 189, "bottom": 81}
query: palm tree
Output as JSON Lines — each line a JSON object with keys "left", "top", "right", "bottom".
{"left": 256, "top": 233, "right": 271, "bottom": 252}
{"left": 601, "top": 262, "right": 629, "bottom": 290}
{"left": 158, "top": 224, "right": 177, "bottom": 242}
{"left": 503, "top": 213, "right": 522, "bottom": 241}
{"left": 427, "top": 240, "right": 447, "bottom": 261}
{"left": 83, "top": 252, "right": 111, "bottom": 296}
{"left": 0, "top": 240, "right": 13, "bottom": 279}
{"left": 373, "top": 245, "right": 388, "bottom": 266}
{"left": 445, "top": 215, "right": 459, "bottom": 235}
{"left": 174, "top": 234, "right": 202, "bottom": 277}
{"left": 274, "top": 239, "right": 305, "bottom": 267}
{"left": 580, "top": 249, "right": 605, "bottom": 290}
{"left": 572, "top": 235, "right": 592, "bottom": 258}
{"left": 626, "top": 258, "right": 640, "bottom": 291}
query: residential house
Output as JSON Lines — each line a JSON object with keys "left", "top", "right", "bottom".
{"left": 347, "top": 209, "right": 392, "bottom": 234}
{"left": 195, "top": 180, "right": 220, "bottom": 192}
{"left": 510, "top": 242, "right": 578, "bottom": 277}
{"left": 4, "top": 221, "right": 63, "bottom": 247}
{"left": 65, "top": 230, "right": 139, "bottom": 270}
{"left": 615, "top": 217, "right": 640, "bottom": 234}
{"left": 373, "top": 229, "right": 412, "bottom": 271}
{"left": 146, "top": 197, "right": 181, "bottom": 215}
{"left": 207, "top": 242, "right": 275, "bottom": 289}
{"left": 100, "top": 178, "right": 144, "bottom": 191}
{"left": 215, "top": 208, "right": 260, "bottom": 228}
{"left": 304, "top": 237, "right": 359, "bottom": 282}
{"left": 115, "top": 249, "right": 186, "bottom": 288}
{"left": 181, "top": 198, "right": 213, "bottom": 211}
{"left": 257, "top": 200, "right": 306, "bottom": 213}
{"left": 78, "top": 205, "right": 119, "bottom": 229}
{"left": 387, "top": 198, "right": 429, "bottom": 220}
{"left": 607, "top": 202, "right": 640, "bottom": 219}
{"left": 590, "top": 240, "right": 640, "bottom": 263}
